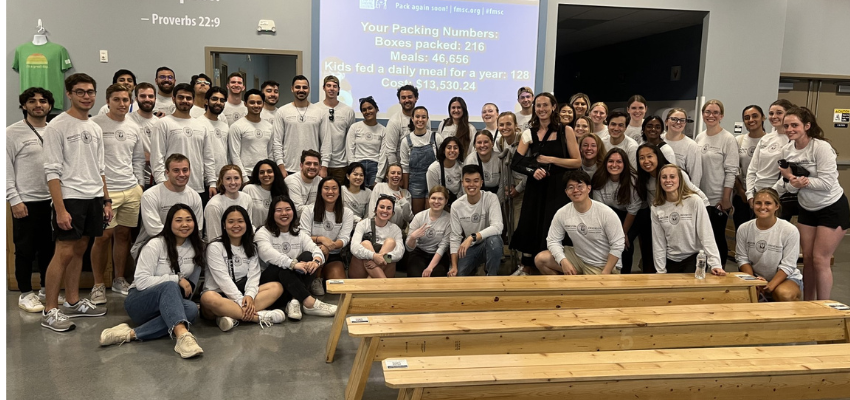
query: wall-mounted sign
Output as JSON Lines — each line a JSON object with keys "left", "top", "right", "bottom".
{"left": 834, "top": 109, "right": 850, "bottom": 123}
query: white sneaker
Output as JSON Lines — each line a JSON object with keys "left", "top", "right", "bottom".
{"left": 303, "top": 299, "right": 338, "bottom": 317}
{"left": 112, "top": 278, "right": 130, "bottom": 295}
{"left": 257, "top": 309, "right": 286, "bottom": 328}
{"left": 510, "top": 266, "right": 528, "bottom": 276}
{"left": 38, "top": 288, "right": 65, "bottom": 304}
{"left": 286, "top": 299, "right": 302, "bottom": 321}
{"left": 310, "top": 278, "right": 325, "bottom": 296}
{"left": 19, "top": 292, "right": 44, "bottom": 313}
{"left": 174, "top": 332, "right": 203, "bottom": 358}
{"left": 90, "top": 284, "right": 107, "bottom": 305}
{"left": 216, "top": 316, "right": 238, "bottom": 332}
{"left": 100, "top": 323, "right": 133, "bottom": 346}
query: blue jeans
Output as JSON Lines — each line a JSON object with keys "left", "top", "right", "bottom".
{"left": 124, "top": 281, "right": 198, "bottom": 341}
{"left": 361, "top": 160, "right": 378, "bottom": 188}
{"left": 457, "top": 236, "right": 503, "bottom": 276}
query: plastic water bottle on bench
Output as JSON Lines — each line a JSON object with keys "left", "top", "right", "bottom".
{"left": 695, "top": 250, "right": 707, "bottom": 279}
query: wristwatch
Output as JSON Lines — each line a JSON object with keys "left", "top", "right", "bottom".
{"left": 290, "top": 260, "right": 298, "bottom": 270}
{"left": 103, "top": 198, "right": 113, "bottom": 205}
{"left": 469, "top": 234, "right": 477, "bottom": 243}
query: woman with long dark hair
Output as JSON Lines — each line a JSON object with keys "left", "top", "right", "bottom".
{"left": 400, "top": 106, "right": 441, "bottom": 214}
{"left": 437, "top": 97, "right": 478, "bottom": 158}
{"left": 341, "top": 162, "right": 372, "bottom": 224}
{"left": 426, "top": 137, "right": 463, "bottom": 208}
{"left": 256, "top": 196, "right": 337, "bottom": 320}
{"left": 464, "top": 130, "right": 503, "bottom": 202}
{"left": 510, "top": 92, "right": 581, "bottom": 272}
{"left": 200, "top": 206, "right": 285, "bottom": 331}
{"left": 350, "top": 195, "right": 405, "bottom": 278}
{"left": 346, "top": 96, "right": 385, "bottom": 187}
{"left": 99, "top": 204, "right": 206, "bottom": 358}
{"left": 733, "top": 105, "right": 768, "bottom": 228}
{"left": 301, "top": 177, "right": 354, "bottom": 287}
{"left": 243, "top": 159, "right": 289, "bottom": 229}
{"left": 591, "top": 148, "right": 641, "bottom": 273}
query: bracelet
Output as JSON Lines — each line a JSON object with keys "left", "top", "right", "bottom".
{"left": 103, "top": 198, "right": 113, "bottom": 205}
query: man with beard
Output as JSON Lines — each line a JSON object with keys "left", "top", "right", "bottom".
{"left": 7, "top": 87, "right": 55, "bottom": 313}
{"left": 229, "top": 89, "right": 273, "bottom": 180}
{"left": 378, "top": 84, "right": 418, "bottom": 182}
{"left": 153, "top": 66, "right": 176, "bottom": 116}
{"left": 223, "top": 72, "right": 247, "bottom": 126}
{"left": 97, "top": 69, "right": 137, "bottom": 115}
{"left": 200, "top": 86, "right": 231, "bottom": 176}
{"left": 317, "top": 75, "right": 355, "bottom": 183}
{"left": 284, "top": 149, "right": 322, "bottom": 214}
{"left": 128, "top": 82, "right": 158, "bottom": 188}
{"left": 260, "top": 80, "right": 279, "bottom": 125}
{"left": 42, "top": 73, "right": 112, "bottom": 331}
{"left": 150, "top": 83, "right": 217, "bottom": 207}
{"left": 271, "top": 75, "right": 330, "bottom": 177}
{"left": 189, "top": 73, "right": 213, "bottom": 119}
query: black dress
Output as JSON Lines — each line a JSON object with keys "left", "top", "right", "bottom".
{"left": 511, "top": 125, "right": 574, "bottom": 256}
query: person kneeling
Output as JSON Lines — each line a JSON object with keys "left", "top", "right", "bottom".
{"left": 449, "top": 165, "right": 504, "bottom": 277}
{"left": 350, "top": 195, "right": 405, "bottom": 278}
{"left": 100, "top": 204, "right": 205, "bottom": 358}
{"left": 200, "top": 206, "right": 285, "bottom": 331}
{"left": 535, "top": 170, "right": 624, "bottom": 275}
{"left": 736, "top": 188, "right": 802, "bottom": 301}
{"left": 256, "top": 196, "right": 337, "bottom": 320}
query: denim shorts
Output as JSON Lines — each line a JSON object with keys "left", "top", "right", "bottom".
{"left": 408, "top": 172, "right": 428, "bottom": 198}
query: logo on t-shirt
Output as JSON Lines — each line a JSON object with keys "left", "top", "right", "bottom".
{"left": 366, "top": 132, "right": 373, "bottom": 140}
{"left": 577, "top": 222, "right": 588, "bottom": 236}
{"left": 115, "top": 130, "right": 126, "bottom": 141}
{"left": 263, "top": 199, "right": 271, "bottom": 208}
{"left": 670, "top": 212, "right": 681, "bottom": 225}
{"left": 483, "top": 171, "right": 492, "bottom": 181}
{"left": 756, "top": 240, "right": 767, "bottom": 253}
{"left": 214, "top": 128, "right": 222, "bottom": 138}
{"left": 768, "top": 143, "right": 779, "bottom": 153}
{"left": 471, "top": 213, "right": 481, "bottom": 223}
{"left": 280, "top": 242, "right": 291, "bottom": 253}
{"left": 747, "top": 146, "right": 755, "bottom": 157}
{"left": 255, "top": 129, "right": 264, "bottom": 138}
{"left": 233, "top": 256, "right": 242, "bottom": 266}
{"left": 183, "top": 127, "right": 193, "bottom": 137}
{"left": 701, "top": 144, "right": 709, "bottom": 154}
{"left": 426, "top": 228, "right": 435, "bottom": 239}
{"left": 144, "top": 127, "right": 152, "bottom": 138}
{"left": 81, "top": 130, "right": 93, "bottom": 144}
{"left": 323, "top": 220, "right": 335, "bottom": 231}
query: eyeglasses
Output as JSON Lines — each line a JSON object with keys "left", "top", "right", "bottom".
{"left": 566, "top": 182, "right": 587, "bottom": 192}
{"left": 702, "top": 110, "right": 722, "bottom": 116}
{"left": 668, "top": 117, "right": 687, "bottom": 124}
{"left": 329, "top": 108, "right": 335, "bottom": 122}
{"left": 157, "top": 75, "right": 175, "bottom": 81}
{"left": 72, "top": 89, "right": 97, "bottom": 97}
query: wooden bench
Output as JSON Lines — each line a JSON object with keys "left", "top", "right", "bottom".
{"left": 343, "top": 300, "right": 850, "bottom": 400}
{"left": 384, "top": 343, "right": 850, "bottom": 400}
{"left": 325, "top": 273, "right": 766, "bottom": 363}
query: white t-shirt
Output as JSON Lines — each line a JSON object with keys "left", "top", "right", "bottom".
{"left": 624, "top": 124, "right": 644, "bottom": 145}
{"left": 773, "top": 139, "right": 843, "bottom": 211}
{"left": 228, "top": 117, "right": 273, "bottom": 178}
{"left": 128, "top": 112, "right": 159, "bottom": 155}
{"left": 189, "top": 105, "right": 206, "bottom": 119}
{"left": 42, "top": 112, "right": 105, "bottom": 199}
{"left": 223, "top": 101, "right": 248, "bottom": 126}
{"left": 132, "top": 238, "right": 201, "bottom": 291}
{"left": 736, "top": 132, "right": 764, "bottom": 189}
{"left": 746, "top": 131, "right": 789, "bottom": 200}
{"left": 426, "top": 160, "right": 463, "bottom": 196}
{"left": 695, "top": 129, "right": 739, "bottom": 205}
{"left": 131, "top": 183, "right": 203, "bottom": 258}
{"left": 350, "top": 218, "right": 405, "bottom": 262}
{"left": 380, "top": 112, "right": 413, "bottom": 179}
{"left": 153, "top": 94, "right": 175, "bottom": 115}
{"left": 650, "top": 194, "right": 722, "bottom": 272}
{"left": 204, "top": 242, "right": 260, "bottom": 304}
{"left": 254, "top": 227, "right": 324, "bottom": 268}
{"left": 463, "top": 151, "right": 504, "bottom": 201}
{"left": 203, "top": 192, "right": 255, "bottom": 241}
{"left": 735, "top": 219, "right": 802, "bottom": 282}
{"left": 342, "top": 186, "right": 372, "bottom": 224}
{"left": 368, "top": 183, "right": 413, "bottom": 228}
{"left": 284, "top": 173, "right": 320, "bottom": 214}
{"left": 515, "top": 112, "right": 532, "bottom": 132}
{"left": 197, "top": 115, "right": 230, "bottom": 178}
{"left": 150, "top": 115, "right": 216, "bottom": 193}
{"left": 317, "top": 102, "right": 356, "bottom": 168}
{"left": 661, "top": 132, "right": 703, "bottom": 187}
{"left": 347, "top": 121, "right": 386, "bottom": 163}
{"left": 91, "top": 115, "right": 145, "bottom": 191}
{"left": 546, "top": 200, "right": 625, "bottom": 269}
{"left": 242, "top": 184, "right": 272, "bottom": 227}
{"left": 592, "top": 179, "right": 642, "bottom": 215}
{"left": 299, "top": 208, "right": 355, "bottom": 254}
{"left": 449, "top": 192, "right": 503, "bottom": 253}
{"left": 601, "top": 135, "right": 638, "bottom": 170}
{"left": 406, "top": 209, "right": 451, "bottom": 255}
{"left": 6, "top": 120, "right": 50, "bottom": 204}
{"left": 271, "top": 103, "right": 330, "bottom": 171}
{"left": 260, "top": 108, "right": 276, "bottom": 125}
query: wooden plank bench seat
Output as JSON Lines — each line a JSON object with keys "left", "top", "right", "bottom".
{"left": 342, "top": 300, "right": 850, "bottom": 400}
{"left": 384, "top": 343, "right": 850, "bottom": 400}
{"left": 325, "top": 273, "right": 767, "bottom": 363}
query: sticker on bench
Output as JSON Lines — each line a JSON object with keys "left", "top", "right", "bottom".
{"left": 826, "top": 303, "right": 850, "bottom": 311}
{"left": 734, "top": 274, "right": 759, "bottom": 281}
{"left": 386, "top": 359, "right": 409, "bottom": 369}
{"left": 349, "top": 317, "right": 369, "bottom": 323}
{"left": 327, "top": 280, "right": 344, "bottom": 284}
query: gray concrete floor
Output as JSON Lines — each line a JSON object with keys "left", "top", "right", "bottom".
{"left": 6, "top": 237, "right": 850, "bottom": 400}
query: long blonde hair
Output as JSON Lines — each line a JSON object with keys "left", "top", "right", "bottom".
{"left": 653, "top": 164, "right": 696, "bottom": 206}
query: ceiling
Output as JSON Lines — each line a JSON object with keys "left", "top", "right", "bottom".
{"left": 557, "top": 5, "right": 707, "bottom": 54}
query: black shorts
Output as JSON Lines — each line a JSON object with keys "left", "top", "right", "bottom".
{"left": 798, "top": 194, "right": 850, "bottom": 230}
{"left": 326, "top": 253, "right": 344, "bottom": 264}
{"left": 52, "top": 197, "right": 104, "bottom": 241}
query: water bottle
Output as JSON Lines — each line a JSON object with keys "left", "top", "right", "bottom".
{"left": 695, "top": 250, "right": 707, "bottom": 279}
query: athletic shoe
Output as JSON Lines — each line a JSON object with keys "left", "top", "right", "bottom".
{"left": 90, "top": 284, "right": 107, "bottom": 305}
{"left": 100, "top": 323, "right": 133, "bottom": 346}
{"left": 112, "top": 278, "right": 130, "bottom": 295}
{"left": 310, "top": 278, "right": 325, "bottom": 296}
{"left": 62, "top": 299, "right": 107, "bottom": 318}
{"left": 216, "top": 316, "right": 238, "bottom": 332}
{"left": 257, "top": 309, "right": 286, "bottom": 329}
{"left": 286, "top": 299, "right": 302, "bottom": 321}
{"left": 174, "top": 332, "right": 203, "bottom": 358}
{"left": 38, "top": 288, "right": 65, "bottom": 304}
{"left": 18, "top": 292, "right": 44, "bottom": 313}
{"left": 510, "top": 266, "right": 528, "bottom": 276}
{"left": 303, "top": 299, "right": 338, "bottom": 317}
{"left": 41, "top": 308, "right": 75, "bottom": 332}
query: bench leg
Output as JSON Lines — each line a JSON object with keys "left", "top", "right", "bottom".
{"left": 325, "top": 293, "right": 352, "bottom": 363}
{"left": 397, "top": 388, "right": 424, "bottom": 400}
{"left": 748, "top": 286, "right": 759, "bottom": 303}
{"left": 345, "top": 336, "right": 379, "bottom": 400}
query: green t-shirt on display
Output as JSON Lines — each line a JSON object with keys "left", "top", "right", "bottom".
{"left": 13, "top": 42, "right": 73, "bottom": 109}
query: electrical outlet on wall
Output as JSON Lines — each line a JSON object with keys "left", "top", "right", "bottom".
{"left": 99, "top": 50, "right": 108, "bottom": 63}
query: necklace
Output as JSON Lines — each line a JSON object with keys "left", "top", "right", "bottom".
{"left": 297, "top": 106, "right": 308, "bottom": 122}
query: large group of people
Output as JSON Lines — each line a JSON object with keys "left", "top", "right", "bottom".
{"left": 7, "top": 67, "right": 848, "bottom": 359}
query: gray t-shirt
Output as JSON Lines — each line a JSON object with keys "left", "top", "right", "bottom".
{"left": 6, "top": 120, "right": 50, "bottom": 204}
{"left": 735, "top": 219, "right": 802, "bottom": 282}
{"left": 547, "top": 200, "right": 625, "bottom": 269}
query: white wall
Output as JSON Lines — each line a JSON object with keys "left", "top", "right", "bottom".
{"left": 543, "top": 0, "right": 788, "bottom": 134}
{"left": 5, "top": 0, "right": 313, "bottom": 126}
{"left": 781, "top": 0, "right": 850, "bottom": 76}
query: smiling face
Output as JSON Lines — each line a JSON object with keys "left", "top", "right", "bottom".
{"left": 497, "top": 115, "right": 516, "bottom": 138}
{"left": 574, "top": 118, "right": 591, "bottom": 135}
{"left": 590, "top": 106, "right": 607, "bottom": 125}
{"left": 301, "top": 156, "right": 320, "bottom": 180}
{"left": 768, "top": 105, "right": 786, "bottom": 129}
{"left": 221, "top": 169, "right": 242, "bottom": 194}
{"left": 136, "top": 88, "right": 155, "bottom": 113}
{"left": 580, "top": 136, "right": 598, "bottom": 161}
{"left": 166, "top": 160, "right": 191, "bottom": 189}
{"left": 347, "top": 166, "right": 365, "bottom": 188}
{"left": 534, "top": 96, "right": 553, "bottom": 122}
{"left": 565, "top": 179, "right": 590, "bottom": 203}
{"left": 783, "top": 114, "right": 810, "bottom": 141}
{"left": 68, "top": 82, "right": 96, "bottom": 112}
{"left": 360, "top": 102, "right": 377, "bottom": 122}
{"left": 572, "top": 98, "right": 588, "bottom": 116}
{"left": 375, "top": 198, "right": 395, "bottom": 222}
{"left": 173, "top": 89, "right": 194, "bottom": 112}
{"left": 207, "top": 91, "right": 225, "bottom": 116}
{"left": 462, "top": 171, "right": 483, "bottom": 197}
{"left": 273, "top": 200, "right": 294, "bottom": 230}
{"left": 638, "top": 147, "right": 658, "bottom": 173}
{"left": 444, "top": 141, "right": 460, "bottom": 162}
{"left": 227, "top": 76, "right": 244, "bottom": 96}
{"left": 628, "top": 101, "right": 646, "bottom": 122}
{"left": 171, "top": 209, "right": 195, "bottom": 239}
{"left": 224, "top": 210, "right": 247, "bottom": 240}
{"left": 659, "top": 166, "right": 680, "bottom": 194}
{"left": 156, "top": 70, "right": 175, "bottom": 94}
{"left": 449, "top": 101, "right": 464, "bottom": 121}
{"left": 292, "top": 79, "right": 310, "bottom": 101}
{"left": 743, "top": 107, "right": 765, "bottom": 133}
{"left": 666, "top": 111, "right": 686, "bottom": 134}
{"left": 702, "top": 103, "right": 723, "bottom": 127}
{"left": 606, "top": 152, "right": 624, "bottom": 177}
{"left": 474, "top": 134, "right": 493, "bottom": 156}
{"left": 107, "top": 90, "right": 131, "bottom": 116}
{"left": 387, "top": 165, "right": 403, "bottom": 187}
{"left": 323, "top": 81, "right": 339, "bottom": 100}
{"left": 246, "top": 94, "right": 264, "bottom": 116}
{"left": 608, "top": 116, "right": 627, "bottom": 138}
{"left": 413, "top": 108, "right": 429, "bottom": 130}
{"left": 753, "top": 192, "right": 780, "bottom": 219}
{"left": 22, "top": 93, "right": 51, "bottom": 118}
{"left": 429, "top": 191, "right": 447, "bottom": 211}
{"left": 643, "top": 118, "right": 663, "bottom": 141}
{"left": 321, "top": 179, "right": 340, "bottom": 204}
{"left": 116, "top": 74, "right": 136, "bottom": 93}
{"left": 481, "top": 104, "right": 498, "bottom": 124}
{"left": 559, "top": 106, "right": 574, "bottom": 125}
{"left": 399, "top": 90, "right": 417, "bottom": 111}
{"left": 257, "top": 163, "right": 275, "bottom": 189}
{"left": 518, "top": 91, "right": 533, "bottom": 109}
{"left": 262, "top": 85, "right": 279, "bottom": 106}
